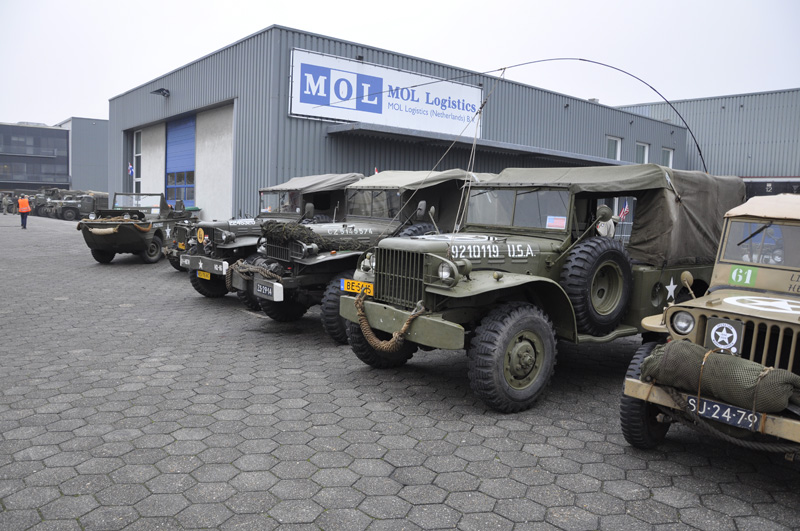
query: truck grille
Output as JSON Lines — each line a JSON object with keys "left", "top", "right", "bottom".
{"left": 375, "top": 248, "right": 425, "bottom": 310}
{"left": 264, "top": 239, "right": 290, "bottom": 261}
{"left": 700, "top": 314, "right": 800, "bottom": 374}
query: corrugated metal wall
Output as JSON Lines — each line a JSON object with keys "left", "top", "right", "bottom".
{"left": 69, "top": 118, "right": 108, "bottom": 192}
{"left": 109, "top": 25, "right": 686, "bottom": 216}
{"left": 620, "top": 89, "right": 800, "bottom": 177}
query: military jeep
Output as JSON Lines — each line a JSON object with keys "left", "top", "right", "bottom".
{"left": 622, "top": 194, "right": 800, "bottom": 452}
{"left": 180, "top": 173, "right": 364, "bottom": 308}
{"left": 56, "top": 191, "right": 109, "bottom": 221}
{"left": 78, "top": 193, "right": 196, "bottom": 264}
{"left": 241, "top": 169, "right": 489, "bottom": 344}
{"left": 341, "top": 164, "right": 745, "bottom": 413}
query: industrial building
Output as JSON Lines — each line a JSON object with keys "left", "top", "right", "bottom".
{"left": 108, "top": 25, "right": 686, "bottom": 221}
{"left": 0, "top": 118, "right": 108, "bottom": 193}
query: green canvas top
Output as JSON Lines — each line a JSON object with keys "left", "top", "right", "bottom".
{"left": 259, "top": 173, "right": 364, "bottom": 194}
{"left": 349, "top": 169, "right": 496, "bottom": 193}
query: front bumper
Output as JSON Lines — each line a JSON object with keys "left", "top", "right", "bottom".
{"left": 180, "top": 255, "right": 229, "bottom": 276}
{"left": 339, "top": 295, "right": 465, "bottom": 350}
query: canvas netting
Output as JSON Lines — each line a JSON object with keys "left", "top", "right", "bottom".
{"left": 261, "top": 222, "right": 372, "bottom": 252}
{"left": 641, "top": 340, "right": 800, "bottom": 413}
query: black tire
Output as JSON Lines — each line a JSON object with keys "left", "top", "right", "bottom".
{"left": 140, "top": 234, "right": 163, "bottom": 264}
{"left": 62, "top": 209, "right": 77, "bottom": 222}
{"left": 345, "top": 320, "right": 417, "bottom": 368}
{"left": 321, "top": 272, "right": 354, "bottom": 344}
{"left": 260, "top": 298, "right": 308, "bottom": 322}
{"left": 467, "top": 302, "right": 556, "bottom": 413}
{"left": 189, "top": 270, "right": 229, "bottom": 298}
{"left": 301, "top": 214, "right": 334, "bottom": 224}
{"left": 91, "top": 249, "right": 115, "bottom": 264}
{"left": 34, "top": 205, "right": 44, "bottom": 216}
{"left": 560, "top": 237, "right": 632, "bottom": 336}
{"left": 167, "top": 250, "right": 186, "bottom": 272}
{"left": 397, "top": 222, "right": 436, "bottom": 237}
{"left": 620, "top": 342, "right": 671, "bottom": 449}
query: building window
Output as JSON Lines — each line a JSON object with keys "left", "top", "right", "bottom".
{"left": 166, "top": 171, "right": 195, "bottom": 204}
{"left": 661, "top": 148, "right": 674, "bottom": 168}
{"left": 635, "top": 142, "right": 649, "bottom": 164}
{"left": 606, "top": 136, "right": 621, "bottom": 160}
{"left": 133, "top": 130, "right": 142, "bottom": 193}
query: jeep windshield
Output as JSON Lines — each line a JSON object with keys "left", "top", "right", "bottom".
{"left": 114, "top": 194, "right": 163, "bottom": 208}
{"left": 721, "top": 220, "right": 800, "bottom": 268}
{"left": 260, "top": 190, "right": 302, "bottom": 215}
{"left": 346, "top": 189, "right": 401, "bottom": 219}
{"left": 466, "top": 187, "right": 570, "bottom": 229}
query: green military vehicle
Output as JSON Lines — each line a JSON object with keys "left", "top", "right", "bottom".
{"left": 621, "top": 194, "right": 800, "bottom": 453}
{"left": 55, "top": 191, "right": 109, "bottom": 221}
{"left": 78, "top": 192, "right": 196, "bottom": 264}
{"left": 340, "top": 164, "right": 745, "bottom": 412}
{"left": 240, "top": 169, "right": 489, "bottom": 344}
{"left": 180, "top": 173, "right": 364, "bottom": 308}
{"left": 30, "top": 187, "right": 71, "bottom": 216}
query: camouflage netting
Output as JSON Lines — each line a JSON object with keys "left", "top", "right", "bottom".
{"left": 641, "top": 340, "right": 800, "bottom": 412}
{"left": 261, "top": 222, "right": 372, "bottom": 252}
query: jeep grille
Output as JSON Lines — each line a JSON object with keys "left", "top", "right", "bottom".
{"left": 699, "top": 313, "right": 800, "bottom": 373}
{"left": 263, "top": 239, "right": 304, "bottom": 261}
{"left": 375, "top": 248, "right": 425, "bottom": 310}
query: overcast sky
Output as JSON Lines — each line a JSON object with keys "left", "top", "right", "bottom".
{"left": 2, "top": 0, "right": 798, "bottom": 126}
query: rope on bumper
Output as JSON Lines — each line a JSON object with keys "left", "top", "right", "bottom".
{"left": 354, "top": 288, "right": 425, "bottom": 353}
{"left": 225, "top": 259, "right": 283, "bottom": 292}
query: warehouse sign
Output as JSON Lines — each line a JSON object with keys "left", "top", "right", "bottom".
{"left": 290, "top": 49, "right": 482, "bottom": 138}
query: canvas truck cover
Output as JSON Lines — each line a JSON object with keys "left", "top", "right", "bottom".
{"left": 349, "top": 169, "right": 497, "bottom": 193}
{"left": 259, "top": 173, "right": 365, "bottom": 194}
{"left": 725, "top": 194, "right": 800, "bottom": 221}
{"left": 491, "top": 164, "right": 745, "bottom": 267}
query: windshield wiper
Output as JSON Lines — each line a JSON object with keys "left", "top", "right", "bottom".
{"left": 737, "top": 221, "right": 773, "bottom": 246}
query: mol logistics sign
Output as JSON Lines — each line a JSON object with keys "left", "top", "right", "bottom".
{"left": 290, "top": 49, "right": 482, "bottom": 138}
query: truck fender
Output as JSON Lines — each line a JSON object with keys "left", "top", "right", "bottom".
{"left": 427, "top": 270, "right": 578, "bottom": 341}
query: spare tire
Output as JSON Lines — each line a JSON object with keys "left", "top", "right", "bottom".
{"left": 397, "top": 222, "right": 436, "bottom": 237}
{"left": 560, "top": 236, "right": 632, "bottom": 336}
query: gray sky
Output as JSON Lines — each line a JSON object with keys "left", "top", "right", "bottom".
{"left": 2, "top": 0, "right": 799, "bottom": 126}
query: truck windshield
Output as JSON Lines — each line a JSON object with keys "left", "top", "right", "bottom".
{"left": 467, "top": 188, "right": 569, "bottom": 229}
{"left": 260, "top": 191, "right": 301, "bottom": 214}
{"left": 346, "top": 189, "right": 401, "bottom": 218}
{"left": 722, "top": 220, "right": 800, "bottom": 268}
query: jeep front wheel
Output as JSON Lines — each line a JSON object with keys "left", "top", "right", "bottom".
{"left": 560, "top": 236, "right": 632, "bottom": 336}
{"left": 620, "top": 342, "right": 671, "bottom": 448}
{"left": 321, "top": 272, "right": 353, "bottom": 344}
{"left": 346, "top": 320, "right": 417, "bottom": 368}
{"left": 468, "top": 302, "right": 556, "bottom": 413}
{"left": 189, "top": 271, "right": 228, "bottom": 298}
{"left": 91, "top": 249, "right": 115, "bottom": 264}
{"left": 140, "top": 234, "right": 163, "bottom": 264}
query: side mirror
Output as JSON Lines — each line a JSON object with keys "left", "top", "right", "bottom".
{"left": 428, "top": 205, "right": 436, "bottom": 220}
{"left": 415, "top": 200, "right": 427, "bottom": 220}
{"left": 596, "top": 204, "right": 613, "bottom": 223}
{"left": 304, "top": 202, "right": 315, "bottom": 219}
{"left": 680, "top": 271, "right": 697, "bottom": 300}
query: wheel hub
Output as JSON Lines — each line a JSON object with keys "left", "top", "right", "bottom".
{"left": 504, "top": 332, "right": 542, "bottom": 388}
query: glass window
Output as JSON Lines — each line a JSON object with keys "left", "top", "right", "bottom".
{"left": 514, "top": 189, "right": 569, "bottom": 229}
{"left": 606, "top": 136, "right": 621, "bottom": 160}
{"left": 467, "top": 189, "right": 515, "bottom": 226}
{"left": 636, "top": 142, "right": 649, "bottom": 164}
{"left": 347, "top": 190, "right": 372, "bottom": 217}
{"left": 134, "top": 131, "right": 141, "bottom": 155}
{"left": 661, "top": 148, "right": 674, "bottom": 168}
{"left": 722, "top": 220, "right": 798, "bottom": 268}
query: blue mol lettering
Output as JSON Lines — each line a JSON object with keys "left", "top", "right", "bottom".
{"left": 300, "top": 63, "right": 383, "bottom": 114}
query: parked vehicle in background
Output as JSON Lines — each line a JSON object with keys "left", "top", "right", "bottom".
{"left": 340, "top": 164, "right": 745, "bottom": 412}
{"left": 179, "top": 173, "right": 364, "bottom": 308}
{"left": 55, "top": 191, "right": 109, "bottom": 221}
{"left": 78, "top": 193, "right": 196, "bottom": 264}
{"left": 621, "top": 194, "right": 800, "bottom": 453}
{"left": 241, "top": 169, "right": 490, "bottom": 343}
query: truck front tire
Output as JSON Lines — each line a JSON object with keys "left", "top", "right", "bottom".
{"left": 620, "top": 342, "right": 671, "bottom": 448}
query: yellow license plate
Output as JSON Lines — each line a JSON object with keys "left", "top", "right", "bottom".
{"left": 178, "top": 243, "right": 186, "bottom": 250}
{"left": 342, "top": 278, "right": 373, "bottom": 296}
{"left": 197, "top": 270, "right": 211, "bottom": 280}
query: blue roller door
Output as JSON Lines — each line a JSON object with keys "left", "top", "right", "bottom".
{"left": 166, "top": 117, "right": 196, "bottom": 207}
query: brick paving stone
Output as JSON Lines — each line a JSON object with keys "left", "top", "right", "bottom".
{"left": 1, "top": 218, "right": 799, "bottom": 530}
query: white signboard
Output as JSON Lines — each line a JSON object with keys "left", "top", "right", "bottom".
{"left": 290, "top": 49, "right": 482, "bottom": 138}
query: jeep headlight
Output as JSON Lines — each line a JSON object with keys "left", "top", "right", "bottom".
{"left": 438, "top": 262, "right": 454, "bottom": 280}
{"left": 671, "top": 311, "right": 695, "bottom": 335}
{"left": 88, "top": 212, "right": 96, "bottom": 220}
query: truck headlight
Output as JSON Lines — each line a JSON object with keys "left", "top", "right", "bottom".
{"left": 438, "top": 262, "right": 454, "bottom": 280}
{"left": 671, "top": 311, "right": 695, "bottom": 335}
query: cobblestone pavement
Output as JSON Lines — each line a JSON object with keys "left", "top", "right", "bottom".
{"left": 1, "top": 214, "right": 800, "bottom": 531}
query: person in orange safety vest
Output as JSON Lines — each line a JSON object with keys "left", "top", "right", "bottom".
{"left": 18, "top": 194, "right": 31, "bottom": 229}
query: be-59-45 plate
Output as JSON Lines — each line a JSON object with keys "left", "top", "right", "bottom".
{"left": 342, "top": 279, "right": 373, "bottom": 296}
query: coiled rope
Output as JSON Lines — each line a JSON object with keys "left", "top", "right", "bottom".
{"left": 353, "top": 288, "right": 425, "bottom": 353}
{"left": 225, "top": 259, "right": 282, "bottom": 292}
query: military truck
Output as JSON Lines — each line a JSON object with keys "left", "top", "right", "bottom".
{"left": 621, "top": 194, "right": 800, "bottom": 452}
{"left": 78, "top": 192, "right": 196, "bottom": 264}
{"left": 340, "top": 164, "right": 745, "bottom": 412}
{"left": 55, "top": 191, "right": 109, "bottom": 221}
{"left": 240, "top": 169, "right": 490, "bottom": 344}
{"left": 180, "top": 173, "right": 364, "bottom": 308}
{"left": 30, "top": 187, "right": 70, "bottom": 216}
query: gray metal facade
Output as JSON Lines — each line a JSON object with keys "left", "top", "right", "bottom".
{"left": 109, "top": 25, "right": 686, "bottom": 217}
{"left": 59, "top": 117, "right": 109, "bottom": 192}
{"left": 619, "top": 88, "right": 800, "bottom": 178}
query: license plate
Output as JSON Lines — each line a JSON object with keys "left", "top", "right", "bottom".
{"left": 686, "top": 396, "right": 760, "bottom": 430}
{"left": 254, "top": 280, "right": 284, "bottom": 301}
{"left": 178, "top": 243, "right": 186, "bottom": 250}
{"left": 197, "top": 270, "right": 211, "bottom": 280}
{"left": 342, "top": 279, "right": 373, "bottom": 296}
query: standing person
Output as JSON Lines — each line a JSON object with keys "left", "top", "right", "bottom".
{"left": 18, "top": 194, "right": 31, "bottom": 229}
